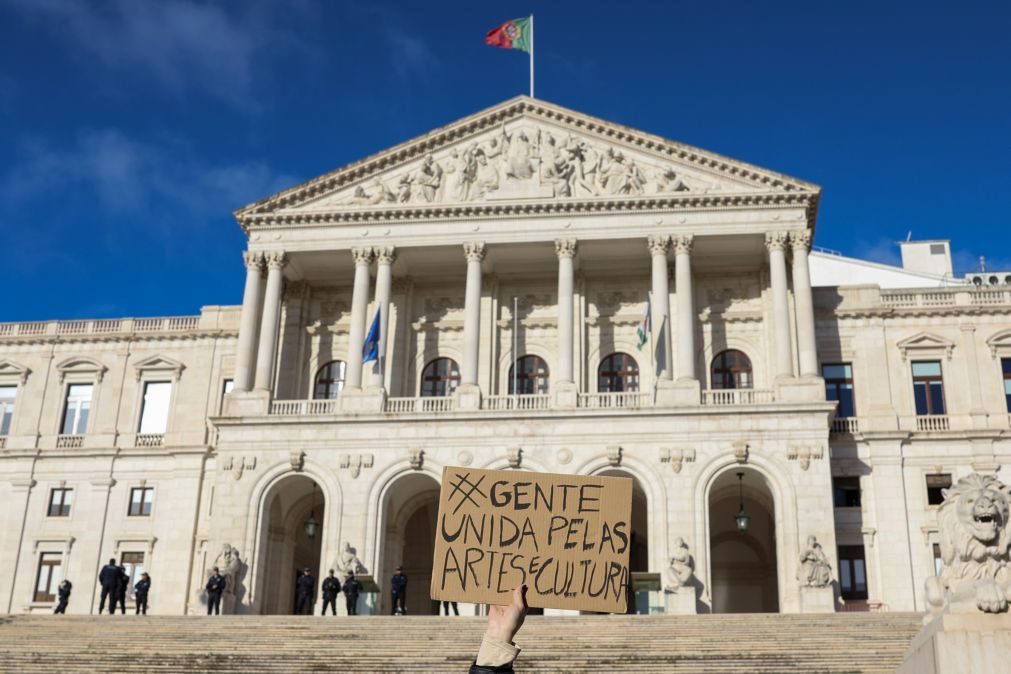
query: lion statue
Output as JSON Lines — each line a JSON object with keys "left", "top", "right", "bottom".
{"left": 925, "top": 473, "right": 1011, "bottom": 615}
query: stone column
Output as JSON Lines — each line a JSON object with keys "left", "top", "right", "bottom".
{"left": 345, "top": 247, "right": 374, "bottom": 391}
{"left": 648, "top": 235, "right": 674, "bottom": 382}
{"left": 673, "top": 235, "right": 696, "bottom": 382}
{"left": 790, "top": 231, "right": 819, "bottom": 378}
{"left": 369, "top": 247, "right": 396, "bottom": 390}
{"left": 232, "top": 252, "right": 264, "bottom": 392}
{"left": 555, "top": 239, "right": 578, "bottom": 407}
{"left": 766, "top": 232, "right": 795, "bottom": 380}
{"left": 960, "top": 324, "right": 988, "bottom": 428}
{"left": 459, "top": 242, "right": 486, "bottom": 409}
{"left": 253, "top": 251, "right": 287, "bottom": 392}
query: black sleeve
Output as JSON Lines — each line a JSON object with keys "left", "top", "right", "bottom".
{"left": 469, "top": 663, "right": 514, "bottom": 674}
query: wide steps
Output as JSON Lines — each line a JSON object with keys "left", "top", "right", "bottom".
{"left": 0, "top": 613, "right": 923, "bottom": 673}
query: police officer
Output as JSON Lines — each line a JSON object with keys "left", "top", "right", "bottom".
{"left": 54, "top": 579, "right": 72, "bottom": 614}
{"left": 343, "top": 572, "right": 362, "bottom": 616}
{"left": 295, "top": 567, "right": 315, "bottom": 615}
{"left": 98, "top": 558, "right": 119, "bottom": 614}
{"left": 321, "top": 569, "right": 341, "bottom": 616}
{"left": 206, "top": 567, "right": 226, "bottom": 615}
{"left": 134, "top": 572, "right": 151, "bottom": 615}
{"left": 391, "top": 566, "right": 408, "bottom": 615}
{"left": 115, "top": 565, "right": 129, "bottom": 614}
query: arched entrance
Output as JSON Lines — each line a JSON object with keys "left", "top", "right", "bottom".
{"left": 599, "top": 469, "right": 649, "bottom": 613}
{"left": 257, "top": 475, "right": 326, "bottom": 614}
{"left": 380, "top": 473, "right": 440, "bottom": 615}
{"left": 708, "top": 468, "right": 778, "bottom": 613}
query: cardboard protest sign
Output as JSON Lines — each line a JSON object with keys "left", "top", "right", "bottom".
{"left": 430, "top": 466, "right": 633, "bottom": 613}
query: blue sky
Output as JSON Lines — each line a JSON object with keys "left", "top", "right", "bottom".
{"left": 1, "top": 0, "right": 1008, "bottom": 321}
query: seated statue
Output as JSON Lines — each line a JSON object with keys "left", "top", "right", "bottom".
{"left": 797, "top": 536, "right": 832, "bottom": 588}
{"left": 664, "top": 537, "right": 694, "bottom": 592}
{"left": 334, "top": 541, "right": 365, "bottom": 579}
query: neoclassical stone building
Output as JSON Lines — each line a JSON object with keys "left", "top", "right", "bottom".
{"left": 2, "top": 97, "right": 1009, "bottom": 617}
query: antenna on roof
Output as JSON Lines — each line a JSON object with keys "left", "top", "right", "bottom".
{"left": 980, "top": 256, "right": 986, "bottom": 273}
{"left": 905, "top": 231, "right": 912, "bottom": 242}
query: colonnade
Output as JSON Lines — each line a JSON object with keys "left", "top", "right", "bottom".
{"left": 228, "top": 230, "right": 819, "bottom": 400}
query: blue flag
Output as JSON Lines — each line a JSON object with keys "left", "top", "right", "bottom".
{"left": 362, "top": 307, "right": 381, "bottom": 364}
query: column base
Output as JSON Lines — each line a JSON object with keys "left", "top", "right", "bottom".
{"left": 799, "top": 585, "right": 836, "bottom": 613}
{"left": 223, "top": 390, "right": 270, "bottom": 416}
{"left": 553, "top": 381, "right": 578, "bottom": 409}
{"left": 775, "top": 376, "right": 825, "bottom": 403}
{"left": 672, "top": 378, "right": 701, "bottom": 407}
{"left": 898, "top": 610, "right": 1011, "bottom": 674}
{"left": 340, "top": 388, "right": 385, "bottom": 413}
{"left": 455, "top": 384, "right": 482, "bottom": 411}
{"left": 663, "top": 589, "right": 697, "bottom": 614}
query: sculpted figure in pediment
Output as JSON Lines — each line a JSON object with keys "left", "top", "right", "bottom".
{"left": 412, "top": 153, "right": 443, "bottom": 202}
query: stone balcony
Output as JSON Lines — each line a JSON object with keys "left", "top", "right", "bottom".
{"left": 815, "top": 284, "right": 1011, "bottom": 314}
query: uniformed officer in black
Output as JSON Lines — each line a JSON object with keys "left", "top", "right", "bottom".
{"left": 391, "top": 566, "right": 408, "bottom": 615}
{"left": 295, "top": 567, "right": 315, "bottom": 615}
{"left": 115, "top": 565, "right": 129, "bottom": 614}
{"left": 54, "top": 579, "right": 72, "bottom": 614}
{"left": 98, "top": 558, "right": 119, "bottom": 614}
{"left": 134, "top": 572, "right": 151, "bottom": 615}
{"left": 343, "top": 572, "right": 362, "bottom": 615}
{"left": 206, "top": 567, "right": 226, "bottom": 615}
{"left": 321, "top": 569, "right": 341, "bottom": 616}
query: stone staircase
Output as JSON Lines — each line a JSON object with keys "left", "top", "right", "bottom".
{"left": 0, "top": 613, "right": 923, "bottom": 673}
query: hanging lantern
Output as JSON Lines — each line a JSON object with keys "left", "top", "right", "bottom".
{"left": 304, "top": 484, "right": 319, "bottom": 539}
{"left": 735, "top": 472, "right": 750, "bottom": 532}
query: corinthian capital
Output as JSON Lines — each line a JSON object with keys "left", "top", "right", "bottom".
{"left": 264, "top": 251, "right": 288, "bottom": 269}
{"left": 351, "top": 247, "right": 374, "bottom": 265}
{"left": 554, "top": 238, "right": 578, "bottom": 259}
{"left": 463, "top": 241, "right": 486, "bottom": 263}
{"left": 764, "top": 232, "right": 790, "bottom": 253}
{"left": 672, "top": 235, "right": 694, "bottom": 255}
{"left": 647, "top": 234, "right": 672, "bottom": 256}
{"left": 790, "top": 231, "right": 812, "bottom": 252}
{"left": 374, "top": 246, "right": 397, "bottom": 265}
{"left": 243, "top": 251, "right": 264, "bottom": 271}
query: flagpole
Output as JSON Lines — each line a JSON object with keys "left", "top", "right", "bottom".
{"left": 529, "top": 14, "right": 534, "bottom": 98}
{"left": 512, "top": 297, "right": 519, "bottom": 406}
{"left": 648, "top": 292, "right": 657, "bottom": 405}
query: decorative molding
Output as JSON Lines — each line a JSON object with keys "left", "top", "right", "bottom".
{"left": 133, "top": 354, "right": 186, "bottom": 381}
{"left": 506, "top": 446, "right": 522, "bottom": 469}
{"left": 223, "top": 455, "right": 256, "bottom": 481}
{"left": 554, "top": 238, "right": 577, "bottom": 259}
{"left": 790, "top": 231, "right": 812, "bottom": 252}
{"left": 264, "top": 251, "right": 288, "bottom": 269}
{"left": 788, "top": 445, "right": 824, "bottom": 471}
{"left": 672, "top": 234, "right": 694, "bottom": 255}
{"left": 555, "top": 447, "right": 573, "bottom": 465}
{"left": 33, "top": 536, "right": 75, "bottom": 553}
{"left": 896, "top": 331, "right": 955, "bottom": 361}
{"left": 0, "top": 359, "right": 31, "bottom": 384}
{"left": 408, "top": 448, "right": 424, "bottom": 470}
{"left": 733, "top": 441, "right": 749, "bottom": 464}
{"left": 243, "top": 250, "right": 264, "bottom": 271}
{"left": 351, "top": 247, "right": 374, "bottom": 265}
{"left": 659, "top": 447, "right": 696, "bottom": 473}
{"left": 764, "top": 231, "right": 790, "bottom": 253}
{"left": 861, "top": 527, "right": 878, "bottom": 549}
{"left": 463, "top": 241, "right": 486, "bottom": 263}
{"left": 606, "top": 445, "right": 623, "bottom": 467}
{"left": 374, "top": 246, "right": 397, "bottom": 265}
{"left": 56, "top": 356, "right": 108, "bottom": 383}
{"left": 986, "top": 328, "right": 1011, "bottom": 359}
{"left": 647, "top": 234, "right": 671, "bottom": 256}
{"left": 340, "top": 453, "right": 373, "bottom": 479}
{"left": 289, "top": 449, "right": 305, "bottom": 472}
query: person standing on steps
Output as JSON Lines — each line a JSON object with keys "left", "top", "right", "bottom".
{"left": 343, "top": 571, "right": 362, "bottom": 615}
{"left": 134, "top": 573, "right": 151, "bottom": 615}
{"left": 442, "top": 600, "right": 459, "bottom": 616}
{"left": 98, "top": 558, "right": 119, "bottom": 614}
{"left": 115, "top": 564, "right": 129, "bottom": 614}
{"left": 206, "top": 566, "right": 227, "bottom": 615}
{"left": 54, "top": 579, "right": 72, "bottom": 614}
{"left": 295, "top": 567, "right": 315, "bottom": 615}
{"left": 321, "top": 569, "right": 341, "bottom": 616}
{"left": 391, "top": 566, "right": 408, "bottom": 615}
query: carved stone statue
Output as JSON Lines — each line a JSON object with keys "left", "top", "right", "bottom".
{"left": 797, "top": 535, "right": 832, "bottom": 588}
{"left": 664, "top": 537, "right": 695, "bottom": 592}
{"left": 213, "top": 543, "right": 242, "bottom": 596}
{"left": 334, "top": 541, "right": 365, "bottom": 579}
{"left": 925, "top": 473, "right": 1011, "bottom": 615}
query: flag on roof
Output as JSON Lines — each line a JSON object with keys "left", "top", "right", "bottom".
{"left": 485, "top": 17, "right": 532, "bottom": 53}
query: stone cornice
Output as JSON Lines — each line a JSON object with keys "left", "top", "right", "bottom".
{"left": 0, "top": 329, "right": 238, "bottom": 347}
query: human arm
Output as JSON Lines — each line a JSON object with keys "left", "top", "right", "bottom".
{"left": 470, "top": 584, "right": 527, "bottom": 674}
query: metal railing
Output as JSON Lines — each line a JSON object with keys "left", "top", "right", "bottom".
{"left": 577, "top": 391, "right": 651, "bottom": 409}
{"left": 701, "top": 389, "right": 775, "bottom": 406}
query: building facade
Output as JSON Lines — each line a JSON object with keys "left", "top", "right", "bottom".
{"left": 2, "top": 97, "right": 1009, "bottom": 617}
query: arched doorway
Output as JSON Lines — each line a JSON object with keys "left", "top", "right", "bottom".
{"left": 708, "top": 468, "right": 778, "bottom": 613}
{"left": 257, "top": 475, "right": 326, "bottom": 614}
{"left": 599, "top": 469, "right": 649, "bottom": 613}
{"left": 380, "top": 473, "right": 440, "bottom": 615}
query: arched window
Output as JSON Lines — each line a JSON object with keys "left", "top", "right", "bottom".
{"left": 598, "top": 353, "right": 640, "bottom": 392}
{"left": 711, "top": 350, "right": 753, "bottom": 389}
{"left": 314, "top": 360, "right": 346, "bottom": 399}
{"left": 508, "top": 355, "right": 549, "bottom": 394}
{"left": 420, "top": 358, "right": 460, "bottom": 397}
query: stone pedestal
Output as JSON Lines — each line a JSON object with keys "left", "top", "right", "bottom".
{"left": 654, "top": 379, "right": 678, "bottom": 406}
{"left": 664, "top": 590, "right": 696, "bottom": 614}
{"left": 223, "top": 390, "right": 270, "bottom": 417}
{"left": 552, "top": 381, "right": 578, "bottom": 409}
{"left": 799, "top": 585, "right": 835, "bottom": 613}
{"left": 775, "top": 376, "right": 825, "bottom": 403}
{"left": 898, "top": 611, "right": 1011, "bottom": 673}
{"left": 340, "top": 389, "right": 385, "bottom": 414}
{"left": 455, "top": 384, "right": 482, "bottom": 411}
{"left": 672, "top": 378, "right": 701, "bottom": 407}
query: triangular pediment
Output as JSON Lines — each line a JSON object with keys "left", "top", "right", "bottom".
{"left": 133, "top": 355, "right": 185, "bottom": 380}
{"left": 0, "top": 359, "right": 31, "bottom": 384}
{"left": 986, "top": 329, "right": 1011, "bottom": 358}
{"left": 896, "top": 331, "right": 955, "bottom": 360}
{"left": 236, "top": 96, "right": 818, "bottom": 227}
{"left": 56, "top": 357, "right": 108, "bottom": 382}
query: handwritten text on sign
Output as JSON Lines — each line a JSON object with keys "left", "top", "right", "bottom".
{"left": 430, "top": 467, "right": 633, "bottom": 613}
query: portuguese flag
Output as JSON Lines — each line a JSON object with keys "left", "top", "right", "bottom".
{"left": 485, "top": 17, "right": 532, "bottom": 53}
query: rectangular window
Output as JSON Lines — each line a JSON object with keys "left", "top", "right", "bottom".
{"left": 1003, "top": 358, "right": 1011, "bottom": 413}
{"left": 121, "top": 551, "right": 145, "bottom": 593}
{"left": 823, "top": 363, "right": 855, "bottom": 418}
{"left": 926, "top": 473, "right": 952, "bottom": 506}
{"left": 138, "top": 381, "right": 171, "bottom": 434}
{"left": 128, "top": 486, "right": 154, "bottom": 516}
{"left": 34, "top": 553, "right": 62, "bottom": 602}
{"left": 832, "top": 476, "right": 861, "bottom": 508}
{"left": 837, "top": 545, "right": 868, "bottom": 600}
{"left": 911, "top": 361, "right": 945, "bottom": 415}
{"left": 47, "top": 488, "right": 73, "bottom": 517}
{"left": 0, "top": 385, "right": 16, "bottom": 435}
{"left": 220, "top": 379, "right": 234, "bottom": 414}
{"left": 60, "top": 383, "right": 93, "bottom": 435}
